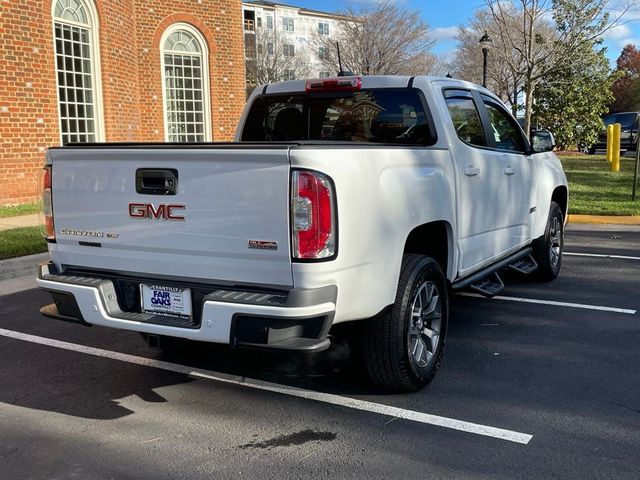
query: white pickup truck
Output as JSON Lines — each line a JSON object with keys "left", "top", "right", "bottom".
{"left": 37, "top": 75, "right": 567, "bottom": 391}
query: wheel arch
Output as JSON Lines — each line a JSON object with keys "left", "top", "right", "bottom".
{"left": 552, "top": 185, "right": 568, "bottom": 221}
{"left": 403, "top": 220, "right": 454, "bottom": 281}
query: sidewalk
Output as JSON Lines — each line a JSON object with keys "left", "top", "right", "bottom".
{"left": 0, "top": 214, "right": 39, "bottom": 232}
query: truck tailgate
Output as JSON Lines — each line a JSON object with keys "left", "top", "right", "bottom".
{"left": 49, "top": 147, "right": 293, "bottom": 287}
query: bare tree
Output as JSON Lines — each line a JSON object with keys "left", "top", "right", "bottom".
{"left": 406, "top": 52, "right": 449, "bottom": 77}
{"left": 246, "top": 26, "right": 310, "bottom": 88}
{"left": 312, "top": 0, "right": 438, "bottom": 76}
{"left": 484, "top": 0, "right": 632, "bottom": 136}
{"left": 450, "top": 8, "right": 526, "bottom": 114}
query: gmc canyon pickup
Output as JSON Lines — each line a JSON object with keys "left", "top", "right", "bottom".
{"left": 37, "top": 75, "right": 568, "bottom": 392}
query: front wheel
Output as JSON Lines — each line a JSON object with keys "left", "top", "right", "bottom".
{"left": 532, "top": 201, "right": 564, "bottom": 281}
{"left": 362, "top": 254, "right": 449, "bottom": 392}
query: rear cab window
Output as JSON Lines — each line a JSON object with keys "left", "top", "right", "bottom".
{"left": 241, "top": 88, "right": 436, "bottom": 145}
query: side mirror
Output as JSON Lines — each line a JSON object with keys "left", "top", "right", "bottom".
{"left": 531, "top": 130, "right": 555, "bottom": 153}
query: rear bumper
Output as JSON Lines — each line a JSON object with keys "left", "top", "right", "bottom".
{"left": 36, "top": 262, "right": 336, "bottom": 352}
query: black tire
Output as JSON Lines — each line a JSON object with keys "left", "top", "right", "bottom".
{"left": 362, "top": 254, "right": 449, "bottom": 392}
{"left": 532, "top": 201, "right": 564, "bottom": 281}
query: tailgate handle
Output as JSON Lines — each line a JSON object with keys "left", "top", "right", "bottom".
{"left": 136, "top": 169, "right": 178, "bottom": 195}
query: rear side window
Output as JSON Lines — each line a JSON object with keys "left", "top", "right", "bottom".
{"left": 241, "top": 89, "right": 435, "bottom": 145}
{"left": 445, "top": 96, "right": 486, "bottom": 147}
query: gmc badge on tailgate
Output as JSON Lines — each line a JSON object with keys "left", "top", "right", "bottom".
{"left": 129, "top": 203, "right": 186, "bottom": 221}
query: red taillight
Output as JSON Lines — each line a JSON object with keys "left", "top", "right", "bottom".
{"left": 305, "top": 76, "right": 361, "bottom": 92}
{"left": 40, "top": 165, "right": 55, "bottom": 241}
{"left": 291, "top": 170, "right": 336, "bottom": 259}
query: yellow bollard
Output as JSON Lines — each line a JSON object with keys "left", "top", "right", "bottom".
{"left": 612, "top": 123, "right": 621, "bottom": 172}
{"left": 606, "top": 124, "right": 614, "bottom": 162}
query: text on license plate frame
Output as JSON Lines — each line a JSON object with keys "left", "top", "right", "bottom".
{"left": 140, "top": 284, "right": 193, "bottom": 319}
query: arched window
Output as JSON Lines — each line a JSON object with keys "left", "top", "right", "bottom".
{"left": 161, "top": 24, "right": 211, "bottom": 142}
{"left": 52, "top": 0, "right": 103, "bottom": 144}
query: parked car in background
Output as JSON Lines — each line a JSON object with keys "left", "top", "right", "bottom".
{"left": 589, "top": 112, "right": 640, "bottom": 154}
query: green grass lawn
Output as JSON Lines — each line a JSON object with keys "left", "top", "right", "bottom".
{"left": 0, "top": 227, "right": 47, "bottom": 260}
{"left": 558, "top": 154, "right": 640, "bottom": 216}
{"left": 0, "top": 202, "right": 39, "bottom": 218}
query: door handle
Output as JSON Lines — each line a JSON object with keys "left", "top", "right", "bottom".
{"left": 464, "top": 166, "right": 480, "bottom": 177}
{"left": 503, "top": 166, "right": 515, "bottom": 176}
{"left": 136, "top": 169, "right": 179, "bottom": 195}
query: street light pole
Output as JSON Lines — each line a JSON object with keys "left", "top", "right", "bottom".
{"left": 478, "top": 31, "right": 493, "bottom": 88}
{"left": 482, "top": 48, "right": 488, "bottom": 87}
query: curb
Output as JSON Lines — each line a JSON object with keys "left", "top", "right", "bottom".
{"left": 0, "top": 252, "right": 50, "bottom": 281}
{"left": 568, "top": 214, "right": 640, "bottom": 225}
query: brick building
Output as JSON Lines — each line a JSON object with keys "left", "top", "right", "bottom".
{"left": 0, "top": 0, "right": 246, "bottom": 205}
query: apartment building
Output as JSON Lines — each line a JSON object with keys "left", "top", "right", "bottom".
{"left": 242, "top": 0, "right": 344, "bottom": 93}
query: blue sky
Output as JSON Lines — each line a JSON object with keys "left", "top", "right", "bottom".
{"left": 287, "top": 0, "right": 640, "bottom": 64}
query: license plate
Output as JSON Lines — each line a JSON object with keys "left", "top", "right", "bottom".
{"left": 140, "top": 284, "right": 192, "bottom": 319}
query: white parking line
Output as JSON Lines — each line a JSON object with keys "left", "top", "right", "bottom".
{"left": 564, "top": 252, "right": 640, "bottom": 261}
{"left": 458, "top": 293, "right": 636, "bottom": 315}
{"left": 0, "top": 327, "right": 533, "bottom": 445}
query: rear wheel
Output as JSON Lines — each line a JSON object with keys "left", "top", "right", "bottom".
{"left": 362, "top": 254, "right": 448, "bottom": 392}
{"left": 532, "top": 201, "right": 564, "bottom": 281}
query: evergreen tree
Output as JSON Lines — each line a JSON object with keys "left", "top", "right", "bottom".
{"left": 534, "top": 45, "right": 615, "bottom": 150}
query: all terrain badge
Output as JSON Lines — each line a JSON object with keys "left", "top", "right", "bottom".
{"left": 248, "top": 240, "right": 278, "bottom": 250}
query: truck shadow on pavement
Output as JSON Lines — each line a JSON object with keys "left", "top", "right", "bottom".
{"left": 0, "top": 330, "right": 195, "bottom": 420}
{"left": 1, "top": 251, "right": 638, "bottom": 424}
{"left": 0, "top": 288, "right": 197, "bottom": 420}
{"left": 154, "top": 324, "right": 375, "bottom": 395}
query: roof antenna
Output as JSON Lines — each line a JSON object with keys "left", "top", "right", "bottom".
{"left": 336, "top": 42, "right": 354, "bottom": 77}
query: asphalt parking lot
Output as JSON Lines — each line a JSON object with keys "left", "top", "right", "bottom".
{"left": 1, "top": 225, "right": 639, "bottom": 479}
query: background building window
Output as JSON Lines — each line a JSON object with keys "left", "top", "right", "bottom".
{"left": 267, "top": 42, "right": 274, "bottom": 55}
{"left": 319, "top": 71, "right": 331, "bottom": 78}
{"left": 282, "top": 17, "right": 295, "bottom": 32}
{"left": 53, "top": 0, "right": 102, "bottom": 144}
{"left": 318, "top": 46, "right": 327, "bottom": 60}
{"left": 318, "top": 22, "right": 329, "bottom": 35}
{"left": 284, "top": 70, "right": 296, "bottom": 81}
{"left": 161, "top": 25, "right": 211, "bottom": 142}
{"left": 283, "top": 44, "right": 295, "bottom": 57}
{"left": 266, "top": 16, "right": 273, "bottom": 29}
